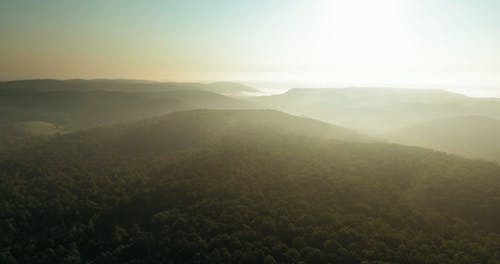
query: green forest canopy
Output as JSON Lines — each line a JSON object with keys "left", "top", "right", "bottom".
{"left": 2, "top": 109, "right": 500, "bottom": 263}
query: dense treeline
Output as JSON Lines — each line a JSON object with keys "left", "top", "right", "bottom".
{"left": 2, "top": 110, "right": 500, "bottom": 263}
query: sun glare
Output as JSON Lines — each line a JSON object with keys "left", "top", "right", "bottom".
{"left": 281, "top": 0, "right": 411, "bottom": 70}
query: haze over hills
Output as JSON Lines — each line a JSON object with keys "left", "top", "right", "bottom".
{"left": 249, "top": 87, "right": 500, "bottom": 163}
{"left": 3, "top": 0, "right": 500, "bottom": 263}
{"left": 3, "top": 109, "right": 500, "bottom": 263}
{"left": 0, "top": 109, "right": 367, "bottom": 159}
{"left": 0, "top": 80, "right": 259, "bottom": 131}
{"left": 1, "top": 80, "right": 500, "bottom": 263}
{"left": 253, "top": 87, "right": 500, "bottom": 133}
{"left": 0, "top": 80, "right": 264, "bottom": 153}
{"left": 0, "top": 79, "right": 259, "bottom": 97}
{"left": 3, "top": 80, "right": 500, "bottom": 165}
{"left": 64, "top": 109, "right": 368, "bottom": 155}
{"left": 392, "top": 115, "right": 500, "bottom": 162}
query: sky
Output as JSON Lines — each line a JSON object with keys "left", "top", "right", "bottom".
{"left": 1, "top": 0, "right": 500, "bottom": 95}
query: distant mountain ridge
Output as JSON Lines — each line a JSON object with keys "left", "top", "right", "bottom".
{"left": 0, "top": 79, "right": 259, "bottom": 97}
{"left": 0, "top": 81, "right": 259, "bottom": 130}
{"left": 253, "top": 87, "right": 500, "bottom": 132}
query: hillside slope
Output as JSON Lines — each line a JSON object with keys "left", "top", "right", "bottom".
{"left": 252, "top": 87, "right": 500, "bottom": 132}
{"left": 392, "top": 115, "right": 500, "bottom": 162}
{"left": 3, "top": 110, "right": 366, "bottom": 158}
{"left": 1, "top": 110, "right": 500, "bottom": 263}
{"left": 0, "top": 88, "right": 257, "bottom": 130}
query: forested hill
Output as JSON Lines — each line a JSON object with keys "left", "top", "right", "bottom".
{"left": 2, "top": 110, "right": 500, "bottom": 263}
{"left": 251, "top": 88, "right": 500, "bottom": 163}
{"left": 0, "top": 109, "right": 367, "bottom": 159}
{"left": 57, "top": 109, "right": 369, "bottom": 154}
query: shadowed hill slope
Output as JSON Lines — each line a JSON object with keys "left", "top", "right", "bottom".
{"left": 20, "top": 109, "right": 368, "bottom": 158}
{"left": 0, "top": 88, "right": 257, "bottom": 130}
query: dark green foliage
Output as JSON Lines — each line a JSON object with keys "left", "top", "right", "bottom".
{"left": 1, "top": 110, "right": 500, "bottom": 263}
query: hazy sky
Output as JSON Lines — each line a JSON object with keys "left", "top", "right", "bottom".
{"left": 1, "top": 0, "right": 500, "bottom": 93}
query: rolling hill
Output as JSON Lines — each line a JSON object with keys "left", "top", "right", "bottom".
{"left": 2, "top": 109, "right": 500, "bottom": 263}
{"left": 252, "top": 87, "right": 500, "bottom": 133}
{"left": 0, "top": 87, "right": 257, "bottom": 130}
{"left": 0, "top": 79, "right": 262, "bottom": 153}
{"left": 392, "top": 115, "right": 500, "bottom": 162}
{"left": 1, "top": 109, "right": 366, "bottom": 158}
